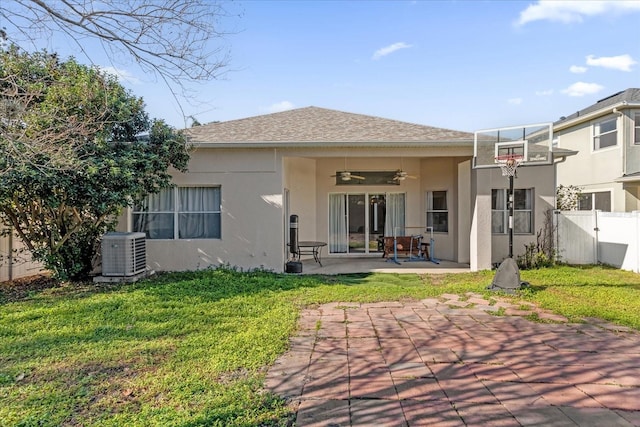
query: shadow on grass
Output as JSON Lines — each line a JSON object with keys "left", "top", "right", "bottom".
{"left": 2, "top": 265, "right": 640, "bottom": 426}
{"left": 141, "top": 267, "right": 338, "bottom": 299}
{"left": 0, "top": 267, "right": 370, "bottom": 305}
{"left": 0, "top": 267, "right": 354, "bottom": 426}
{"left": 0, "top": 273, "right": 62, "bottom": 304}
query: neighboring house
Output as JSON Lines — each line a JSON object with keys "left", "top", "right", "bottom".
{"left": 554, "top": 88, "right": 640, "bottom": 212}
{"left": 116, "top": 107, "right": 569, "bottom": 273}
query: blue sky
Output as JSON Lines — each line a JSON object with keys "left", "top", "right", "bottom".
{"left": 16, "top": 0, "right": 640, "bottom": 132}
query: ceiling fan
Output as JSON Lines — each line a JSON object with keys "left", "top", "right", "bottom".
{"left": 331, "top": 156, "right": 365, "bottom": 181}
{"left": 392, "top": 169, "right": 417, "bottom": 181}
{"left": 331, "top": 171, "right": 365, "bottom": 181}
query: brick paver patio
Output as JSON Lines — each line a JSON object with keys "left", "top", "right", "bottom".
{"left": 266, "top": 293, "right": 640, "bottom": 426}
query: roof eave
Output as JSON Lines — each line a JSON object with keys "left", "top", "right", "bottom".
{"left": 552, "top": 149, "right": 579, "bottom": 158}
{"left": 189, "top": 140, "right": 474, "bottom": 149}
{"left": 614, "top": 174, "right": 640, "bottom": 184}
{"left": 554, "top": 102, "right": 640, "bottom": 132}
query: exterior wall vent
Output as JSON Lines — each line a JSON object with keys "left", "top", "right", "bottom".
{"left": 101, "top": 232, "right": 146, "bottom": 276}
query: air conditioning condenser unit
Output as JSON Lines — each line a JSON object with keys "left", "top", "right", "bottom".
{"left": 101, "top": 232, "right": 146, "bottom": 276}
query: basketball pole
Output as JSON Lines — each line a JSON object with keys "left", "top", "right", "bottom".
{"left": 474, "top": 122, "right": 552, "bottom": 293}
{"left": 508, "top": 172, "right": 514, "bottom": 259}
{"left": 490, "top": 156, "right": 525, "bottom": 293}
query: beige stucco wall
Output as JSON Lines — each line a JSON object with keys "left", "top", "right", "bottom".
{"left": 624, "top": 110, "right": 640, "bottom": 176}
{"left": 118, "top": 140, "right": 565, "bottom": 273}
{"left": 470, "top": 169, "right": 492, "bottom": 271}
{"left": 457, "top": 160, "right": 471, "bottom": 264}
{"left": 471, "top": 164, "right": 556, "bottom": 268}
{"left": 122, "top": 148, "right": 287, "bottom": 273}
{"left": 419, "top": 157, "right": 461, "bottom": 261}
{"left": 624, "top": 184, "right": 640, "bottom": 212}
{"left": 555, "top": 112, "right": 635, "bottom": 212}
{"left": 622, "top": 109, "right": 640, "bottom": 211}
{"left": 284, "top": 157, "right": 317, "bottom": 242}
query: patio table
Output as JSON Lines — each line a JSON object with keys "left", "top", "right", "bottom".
{"left": 296, "top": 241, "right": 327, "bottom": 267}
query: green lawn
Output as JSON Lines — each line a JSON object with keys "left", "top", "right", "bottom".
{"left": 1, "top": 266, "right": 639, "bottom": 426}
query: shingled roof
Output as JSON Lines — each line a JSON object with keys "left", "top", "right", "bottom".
{"left": 185, "top": 106, "right": 474, "bottom": 145}
{"left": 555, "top": 88, "right": 640, "bottom": 125}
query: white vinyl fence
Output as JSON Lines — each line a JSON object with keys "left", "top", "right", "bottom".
{"left": 554, "top": 210, "right": 640, "bottom": 273}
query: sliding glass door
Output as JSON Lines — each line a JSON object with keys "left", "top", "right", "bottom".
{"left": 348, "top": 194, "right": 367, "bottom": 253}
{"left": 329, "top": 193, "right": 404, "bottom": 255}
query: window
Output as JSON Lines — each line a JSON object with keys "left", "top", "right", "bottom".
{"left": 593, "top": 117, "right": 617, "bottom": 150}
{"left": 578, "top": 191, "right": 611, "bottom": 212}
{"left": 426, "top": 191, "right": 448, "bottom": 232}
{"left": 634, "top": 112, "right": 640, "bottom": 145}
{"left": 133, "top": 187, "right": 221, "bottom": 239}
{"left": 491, "top": 188, "right": 533, "bottom": 234}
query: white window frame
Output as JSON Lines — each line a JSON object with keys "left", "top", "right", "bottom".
{"left": 634, "top": 112, "right": 640, "bottom": 145}
{"left": 578, "top": 191, "right": 612, "bottom": 212}
{"left": 593, "top": 117, "right": 618, "bottom": 151}
{"left": 491, "top": 188, "right": 533, "bottom": 235}
{"left": 132, "top": 186, "right": 222, "bottom": 240}
{"left": 426, "top": 190, "right": 448, "bottom": 233}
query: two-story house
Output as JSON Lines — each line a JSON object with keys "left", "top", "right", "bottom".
{"left": 554, "top": 88, "right": 640, "bottom": 212}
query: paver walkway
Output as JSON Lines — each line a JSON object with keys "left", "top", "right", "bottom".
{"left": 266, "top": 293, "right": 640, "bottom": 426}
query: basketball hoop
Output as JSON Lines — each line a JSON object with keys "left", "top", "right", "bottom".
{"left": 495, "top": 154, "right": 523, "bottom": 177}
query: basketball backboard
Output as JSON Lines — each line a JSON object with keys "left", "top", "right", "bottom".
{"left": 473, "top": 122, "right": 553, "bottom": 169}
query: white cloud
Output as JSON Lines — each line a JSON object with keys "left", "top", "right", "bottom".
{"left": 99, "top": 66, "right": 140, "bottom": 84}
{"left": 508, "top": 98, "right": 523, "bottom": 105}
{"left": 561, "top": 82, "right": 604, "bottom": 97}
{"left": 264, "top": 101, "right": 295, "bottom": 113}
{"left": 569, "top": 65, "right": 588, "bottom": 73}
{"left": 516, "top": 0, "right": 640, "bottom": 26}
{"left": 586, "top": 54, "right": 637, "bottom": 71}
{"left": 536, "top": 89, "right": 554, "bottom": 96}
{"left": 372, "top": 42, "right": 412, "bottom": 60}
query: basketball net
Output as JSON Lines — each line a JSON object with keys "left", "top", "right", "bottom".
{"left": 495, "top": 154, "right": 523, "bottom": 177}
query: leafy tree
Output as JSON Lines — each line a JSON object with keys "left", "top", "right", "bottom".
{"left": 556, "top": 184, "right": 582, "bottom": 211}
{"left": 0, "top": 46, "right": 190, "bottom": 281}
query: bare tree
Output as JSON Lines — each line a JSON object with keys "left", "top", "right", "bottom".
{"left": 1, "top": 0, "right": 235, "bottom": 97}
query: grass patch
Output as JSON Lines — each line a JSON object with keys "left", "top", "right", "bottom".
{"left": 1, "top": 265, "right": 639, "bottom": 425}
{"left": 492, "top": 306, "right": 507, "bottom": 316}
{"left": 519, "top": 265, "right": 640, "bottom": 327}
